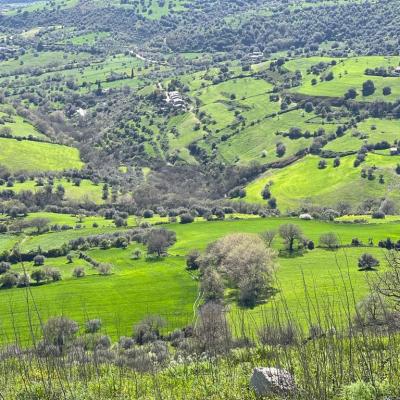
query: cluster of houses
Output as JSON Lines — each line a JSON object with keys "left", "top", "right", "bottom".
{"left": 166, "top": 91, "right": 186, "bottom": 110}
{"left": 247, "top": 51, "right": 264, "bottom": 63}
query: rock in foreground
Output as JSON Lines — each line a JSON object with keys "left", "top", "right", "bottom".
{"left": 250, "top": 367, "right": 296, "bottom": 396}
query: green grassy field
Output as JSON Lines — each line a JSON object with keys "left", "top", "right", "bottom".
{"left": 0, "top": 216, "right": 398, "bottom": 342}
{"left": 244, "top": 153, "right": 400, "bottom": 210}
{"left": 0, "top": 50, "right": 91, "bottom": 75}
{"left": 197, "top": 77, "right": 273, "bottom": 105}
{"left": 336, "top": 214, "right": 400, "bottom": 223}
{"left": 0, "top": 244, "right": 197, "bottom": 343}
{"left": 325, "top": 118, "right": 400, "bottom": 152}
{"left": 217, "top": 108, "right": 338, "bottom": 164}
{"left": 24, "top": 212, "right": 112, "bottom": 228}
{"left": 167, "top": 112, "right": 204, "bottom": 156}
{"left": 0, "top": 138, "right": 83, "bottom": 173}
{"left": 0, "top": 112, "right": 45, "bottom": 139}
{"left": 62, "top": 31, "right": 110, "bottom": 45}
{"left": 4, "top": 0, "right": 79, "bottom": 15}
{"left": 289, "top": 56, "right": 400, "bottom": 101}
{"left": 7, "top": 178, "right": 104, "bottom": 204}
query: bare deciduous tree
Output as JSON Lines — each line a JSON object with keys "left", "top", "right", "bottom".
{"left": 279, "top": 224, "right": 304, "bottom": 252}
{"left": 259, "top": 229, "right": 277, "bottom": 247}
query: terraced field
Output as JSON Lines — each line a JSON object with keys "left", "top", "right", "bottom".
{"left": 217, "top": 108, "right": 338, "bottom": 164}
{"left": 289, "top": 56, "right": 400, "bottom": 101}
{"left": 245, "top": 153, "right": 400, "bottom": 210}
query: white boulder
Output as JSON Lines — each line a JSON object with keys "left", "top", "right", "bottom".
{"left": 250, "top": 367, "right": 296, "bottom": 396}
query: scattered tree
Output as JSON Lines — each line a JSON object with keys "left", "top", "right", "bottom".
{"left": 358, "top": 253, "right": 379, "bottom": 271}
{"left": 362, "top": 80, "right": 375, "bottom": 96}
{"left": 33, "top": 254, "right": 45, "bottom": 266}
{"left": 319, "top": 232, "right": 339, "bottom": 249}
{"left": 279, "top": 224, "right": 304, "bottom": 252}
{"left": 31, "top": 269, "right": 46, "bottom": 284}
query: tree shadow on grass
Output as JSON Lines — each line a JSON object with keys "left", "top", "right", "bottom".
{"left": 226, "top": 287, "right": 280, "bottom": 310}
{"left": 145, "top": 255, "right": 166, "bottom": 264}
{"left": 278, "top": 249, "right": 307, "bottom": 259}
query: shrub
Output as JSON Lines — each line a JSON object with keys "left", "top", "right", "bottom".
{"left": 318, "top": 160, "right": 327, "bottom": 169}
{"left": 228, "top": 187, "right": 246, "bottom": 198}
{"left": 195, "top": 302, "right": 231, "bottom": 354}
{"left": 33, "top": 254, "right": 45, "bottom": 266}
{"left": 358, "top": 253, "right": 379, "bottom": 271}
{"left": 133, "top": 315, "right": 166, "bottom": 345}
{"left": 186, "top": 250, "right": 201, "bottom": 270}
{"left": 276, "top": 142, "right": 286, "bottom": 157}
{"left": 259, "top": 323, "right": 297, "bottom": 346}
{"left": 72, "top": 267, "right": 85, "bottom": 278}
{"left": 0, "top": 261, "right": 11, "bottom": 274}
{"left": 0, "top": 272, "right": 17, "bottom": 288}
{"left": 268, "top": 197, "right": 277, "bottom": 209}
{"left": 131, "top": 248, "right": 142, "bottom": 259}
{"left": 180, "top": 213, "right": 194, "bottom": 224}
{"left": 333, "top": 156, "right": 340, "bottom": 167}
{"left": 44, "top": 267, "right": 62, "bottom": 282}
{"left": 319, "top": 232, "right": 339, "bottom": 249}
{"left": 261, "top": 185, "right": 271, "bottom": 200}
{"left": 372, "top": 211, "right": 385, "bottom": 219}
{"left": 17, "top": 273, "right": 30, "bottom": 287}
{"left": 351, "top": 238, "right": 362, "bottom": 246}
{"left": 362, "top": 80, "right": 375, "bottom": 96}
{"left": 354, "top": 293, "right": 400, "bottom": 332}
{"left": 114, "top": 216, "right": 127, "bottom": 227}
{"left": 143, "top": 210, "right": 154, "bottom": 218}
{"left": 98, "top": 263, "right": 112, "bottom": 276}
{"left": 340, "top": 381, "right": 374, "bottom": 400}
{"left": 214, "top": 208, "right": 225, "bottom": 220}
{"left": 85, "top": 319, "right": 102, "bottom": 333}
{"left": 43, "top": 317, "right": 78, "bottom": 347}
